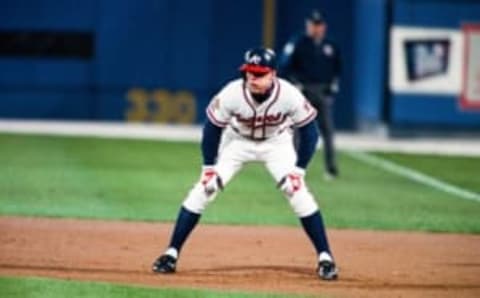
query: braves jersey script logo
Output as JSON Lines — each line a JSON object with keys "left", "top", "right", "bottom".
{"left": 234, "top": 112, "right": 285, "bottom": 128}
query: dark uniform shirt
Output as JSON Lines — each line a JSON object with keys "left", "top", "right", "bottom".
{"left": 280, "top": 34, "right": 341, "bottom": 94}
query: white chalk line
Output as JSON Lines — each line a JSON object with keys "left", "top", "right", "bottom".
{"left": 345, "top": 150, "right": 480, "bottom": 203}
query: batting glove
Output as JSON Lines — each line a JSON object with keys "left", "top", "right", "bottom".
{"left": 201, "top": 166, "right": 224, "bottom": 196}
{"left": 277, "top": 167, "right": 306, "bottom": 196}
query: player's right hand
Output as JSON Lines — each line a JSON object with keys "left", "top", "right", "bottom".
{"left": 201, "top": 166, "right": 224, "bottom": 196}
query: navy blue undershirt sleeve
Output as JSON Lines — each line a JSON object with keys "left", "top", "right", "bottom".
{"left": 201, "top": 119, "right": 224, "bottom": 166}
{"left": 296, "top": 121, "right": 319, "bottom": 169}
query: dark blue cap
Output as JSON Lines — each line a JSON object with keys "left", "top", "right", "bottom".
{"left": 307, "top": 9, "right": 325, "bottom": 24}
{"left": 240, "top": 47, "right": 277, "bottom": 73}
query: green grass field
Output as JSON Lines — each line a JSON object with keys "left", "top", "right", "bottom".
{"left": 1, "top": 133, "right": 479, "bottom": 232}
{"left": 1, "top": 133, "right": 479, "bottom": 297}
{"left": 0, "top": 277, "right": 311, "bottom": 298}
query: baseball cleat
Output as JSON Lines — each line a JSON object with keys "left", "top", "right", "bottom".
{"left": 317, "top": 260, "right": 338, "bottom": 280}
{"left": 152, "top": 254, "right": 177, "bottom": 274}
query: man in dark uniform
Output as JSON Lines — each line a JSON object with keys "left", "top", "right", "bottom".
{"left": 280, "top": 9, "right": 341, "bottom": 179}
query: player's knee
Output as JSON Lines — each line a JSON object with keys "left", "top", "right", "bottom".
{"left": 288, "top": 189, "right": 319, "bottom": 217}
{"left": 182, "top": 183, "right": 217, "bottom": 214}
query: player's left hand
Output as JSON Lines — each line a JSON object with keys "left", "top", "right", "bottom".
{"left": 200, "top": 166, "right": 224, "bottom": 196}
{"left": 278, "top": 167, "right": 306, "bottom": 196}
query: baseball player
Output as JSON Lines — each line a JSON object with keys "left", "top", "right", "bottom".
{"left": 152, "top": 47, "right": 338, "bottom": 280}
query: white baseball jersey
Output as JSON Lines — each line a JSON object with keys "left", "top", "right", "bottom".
{"left": 206, "top": 78, "right": 317, "bottom": 140}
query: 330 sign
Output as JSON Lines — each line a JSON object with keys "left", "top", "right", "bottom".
{"left": 126, "top": 88, "right": 196, "bottom": 124}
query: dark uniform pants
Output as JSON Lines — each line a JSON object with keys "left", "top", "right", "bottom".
{"left": 300, "top": 84, "right": 338, "bottom": 175}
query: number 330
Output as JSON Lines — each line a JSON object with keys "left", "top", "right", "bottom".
{"left": 126, "top": 88, "right": 196, "bottom": 124}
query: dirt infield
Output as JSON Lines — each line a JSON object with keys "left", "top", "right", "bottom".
{"left": 1, "top": 217, "right": 479, "bottom": 298}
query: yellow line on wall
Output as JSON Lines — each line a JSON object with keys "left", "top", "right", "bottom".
{"left": 263, "top": 0, "right": 276, "bottom": 49}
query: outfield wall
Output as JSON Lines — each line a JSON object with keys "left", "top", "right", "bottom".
{"left": 0, "top": 0, "right": 479, "bottom": 131}
{"left": 0, "top": 0, "right": 264, "bottom": 124}
{"left": 0, "top": 0, "right": 355, "bottom": 130}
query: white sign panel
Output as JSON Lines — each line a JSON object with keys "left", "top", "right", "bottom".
{"left": 390, "top": 26, "right": 463, "bottom": 95}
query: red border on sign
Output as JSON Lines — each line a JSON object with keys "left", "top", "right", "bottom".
{"left": 460, "top": 24, "right": 480, "bottom": 110}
